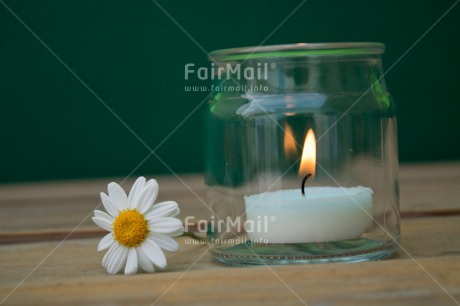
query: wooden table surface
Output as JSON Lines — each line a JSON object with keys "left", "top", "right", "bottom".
{"left": 1, "top": 162, "right": 459, "bottom": 306}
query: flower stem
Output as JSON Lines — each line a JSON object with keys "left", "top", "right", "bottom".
{"left": 181, "top": 231, "right": 207, "bottom": 243}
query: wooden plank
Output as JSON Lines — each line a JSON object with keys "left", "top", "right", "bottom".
{"left": 397, "top": 216, "right": 460, "bottom": 258}
{"left": 0, "top": 237, "right": 213, "bottom": 287}
{"left": 0, "top": 250, "right": 459, "bottom": 305}
{"left": 0, "top": 163, "right": 458, "bottom": 305}
{"left": 398, "top": 162, "right": 460, "bottom": 213}
{"left": 1, "top": 216, "right": 459, "bottom": 285}
{"left": 1, "top": 256, "right": 458, "bottom": 306}
{"left": 0, "top": 174, "right": 205, "bottom": 201}
{"left": 0, "top": 215, "right": 459, "bottom": 305}
{"left": 0, "top": 196, "right": 208, "bottom": 233}
{"left": 0, "top": 174, "right": 209, "bottom": 234}
{"left": 0, "top": 162, "right": 459, "bottom": 238}
{"left": 398, "top": 162, "right": 460, "bottom": 180}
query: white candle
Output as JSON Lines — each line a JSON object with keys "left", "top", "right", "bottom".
{"left": 244, "top": 186, "right": 373, "bottom": 243}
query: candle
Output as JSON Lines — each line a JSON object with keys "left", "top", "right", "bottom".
{"left": 245, "top": 187, "right": 373, "bottom": 243}
{"left": 244, "top": 129, "right": 374, "bottom": 244}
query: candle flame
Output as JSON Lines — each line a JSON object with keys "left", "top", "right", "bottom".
{"left": 299, "top": 129, "right": 316, "bottom": 178}
{"left": 283, "top": 124, "right": 297, "bottom": 158}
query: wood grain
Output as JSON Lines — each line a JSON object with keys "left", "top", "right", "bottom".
{"left": 0, "top": 162, "right": 459, "bottom": 238}
{"left": 1, "top": 252, "right": 459, "bottom": 306}
{"left": 0, "top": 174, "right": 208, "bottom": 235}
{"left": 1, "top": 216, "right": 459, "bottom": 301}
{"left": 0, "top": 162, "right": 459, "bottom": 305}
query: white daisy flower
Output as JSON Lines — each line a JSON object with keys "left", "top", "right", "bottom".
{"left": 92, "top": 177, "right": 184, "bottom": 275}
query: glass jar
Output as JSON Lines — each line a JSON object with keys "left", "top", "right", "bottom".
{"left": 204, "top": 43, "right": 400, "bottom": 265}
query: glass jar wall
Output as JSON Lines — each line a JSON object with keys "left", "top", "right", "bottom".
{"left": 204, "top": 43, "right": 400, "bottom": 265}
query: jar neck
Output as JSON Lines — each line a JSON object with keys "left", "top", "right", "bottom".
{"left": 218, "top": 55, "right": 387, "bottom": 94}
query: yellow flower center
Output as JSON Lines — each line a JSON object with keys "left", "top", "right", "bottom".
{"left": 113, "top": 209, "right": 149, "bottom": 247}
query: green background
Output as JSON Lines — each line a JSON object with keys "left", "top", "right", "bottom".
{"left": 1, "top": 0, "right": 459, "bottom": 183}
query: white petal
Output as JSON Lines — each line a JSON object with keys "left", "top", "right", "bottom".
{"left": 124, "top": 248, "right": 138, "bottom": 275}
{"left": 145, "top": 179, "right": 159, "bottom": 201}
{"left": 143, "top": 238, "right": 167, "bottom": 269}
{"left": 100, "top": 192, "right": 118, "bottom": 217}
{"left": 167, "top": 228, "right": 186, "bottom": 238}
{"left": 137, "top": 246, "right": 155, "bottom": 273}
{"left": 145, "top": 201, "right": 180, "bottom": 220}
{"left": 128, "top": 177, "right": 146, "bottom": 209}
{"left": 93, "top": 210, "right": 114, "bottom": 224}
{"left": 102, "top": 243, "right": 118, "bottom": 268}
{"left": 105, "top": 244, "right": 121, "bottom": 270}
{"left": 108, "top": 182, "right": 129, "bottom": 211}
{"left": 150, "top": 200, "right": 173, "bottom": 210}
{"left": 150, "top": 217, "right": 184, "bottom": 235}
{"left": 107, "top": 245, "right": 128, "bottom": 275}
{"left": 150, "top": 233, "right": 179, "bottom": 252}
{"left": 135, "top": 179, "right": 158, "bottom": 214}
{"left": 92, "top": 217, "right": 113, "bottom": 231}
{"left": 98, "top": 233, "right": 115, "bottom": 252}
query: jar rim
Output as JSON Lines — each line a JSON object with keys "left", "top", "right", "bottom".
{"left": 209, "top": 42, "right": 385, "bottom": 61}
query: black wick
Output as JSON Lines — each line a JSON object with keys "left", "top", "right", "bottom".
{"left": 301, "top": 174, "right": 312, "bottom": 197}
